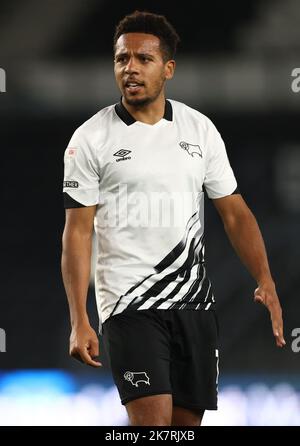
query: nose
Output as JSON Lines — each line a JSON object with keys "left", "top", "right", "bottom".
{"left": 124, "top": 56, "right": 139, "bottom": 74}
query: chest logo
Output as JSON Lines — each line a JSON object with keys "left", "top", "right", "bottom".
{"left": 114, "top": 149, "right": 132, "bottom": 162}
{"left": 179, "top": 141, "right": 202, "bottom": 158}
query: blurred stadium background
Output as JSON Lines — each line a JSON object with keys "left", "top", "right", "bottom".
{"left": 0, "top": 0, "right": 299, "bottom": 425}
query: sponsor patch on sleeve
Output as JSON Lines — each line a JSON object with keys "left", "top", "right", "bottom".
{"left": 67, "top": 148, "right": 77, "bottom": 157}
{"left": 63, "top": 180, "right": 79, "bottom": 188}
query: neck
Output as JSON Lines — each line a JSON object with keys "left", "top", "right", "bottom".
{"left": 122, "top": 92, "right": 166, "bottom": 125}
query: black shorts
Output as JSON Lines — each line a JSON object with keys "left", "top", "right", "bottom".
{"left": 102, "top": 308, "right": 219, "bottom": 411}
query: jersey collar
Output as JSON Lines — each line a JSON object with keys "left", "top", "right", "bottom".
{"left": 115, "top": 98, "right": 173, "bottom": 126}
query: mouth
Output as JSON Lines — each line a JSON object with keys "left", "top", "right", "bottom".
{"left": 124, "top": 81, "right": 144, "bottom": 94}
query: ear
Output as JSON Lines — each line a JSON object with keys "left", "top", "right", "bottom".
{"left": 164, "top": 60, "right": 176, "bottom": 80}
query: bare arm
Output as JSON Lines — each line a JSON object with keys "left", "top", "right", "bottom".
{"left": 213, "top": 193, "right": 285, "bottom": 347}
{"left": 61, "top": 205, "right": 102, "bottom": 366}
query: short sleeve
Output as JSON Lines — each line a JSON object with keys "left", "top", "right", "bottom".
{"left": 63, "top": 128, "right": 100, "bottom": 207}
{"left": 203, "top": 121, "right": 237, "bottom": 199}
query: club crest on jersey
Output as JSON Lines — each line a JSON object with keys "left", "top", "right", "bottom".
{"left": 124, "top": 371, "right": 150, "bottom": 387}
{"left": 114, "top": 149, "right": 132, "bottom": 162}
{"left": 179, "top": 141, "right": 202, "bottom": 158}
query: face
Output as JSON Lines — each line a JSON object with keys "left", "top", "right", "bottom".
{"left": 114, "top": 33, "right": 175, "bottom": 107}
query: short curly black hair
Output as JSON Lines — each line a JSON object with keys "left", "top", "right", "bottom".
{"left": 114, "top": 11, "right": 180, "bottom": 61}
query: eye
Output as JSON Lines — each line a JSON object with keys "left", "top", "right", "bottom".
{"left": 116, "top": 56, "right": 126, "bottom": 63}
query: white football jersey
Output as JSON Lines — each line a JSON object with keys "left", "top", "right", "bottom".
{"left": 63, "top": 99, "right": 237, "bottom": 331}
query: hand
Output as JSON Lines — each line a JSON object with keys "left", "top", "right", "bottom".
{"left": 69, "top": 323, "right": 102, "bottom": 367}
{"left": 254, "top": 282, "right": 285, "bottom": 348}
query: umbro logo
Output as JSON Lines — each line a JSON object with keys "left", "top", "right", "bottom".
{"left": 114, "top": 149, "right": 132, "bottom": 162}
{"left": 179, "top": 141, "right": 202, "bottom": 158}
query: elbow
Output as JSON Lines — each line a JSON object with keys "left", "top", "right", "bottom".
{"left": 61, "top": 226, "right": 93, "bottom": 254}
{"left": 223, "top": 206, "right": 255, "bottom": 232}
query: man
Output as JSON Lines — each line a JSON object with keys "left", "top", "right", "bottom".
{"left": 61, "top": 11, "right": 285, "bottom": 426}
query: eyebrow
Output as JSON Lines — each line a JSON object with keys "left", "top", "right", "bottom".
{"left": 115, "top": 51, "right": 155, "bottom": 58}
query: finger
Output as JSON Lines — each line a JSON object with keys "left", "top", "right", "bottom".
{"left": 254, "top": 294, "right": 265, "bottom": 305}
{"left": 275, "top": 333, "right": 285, "bottom": 347}
{"left": 72, "top": 347, "right": 102, "bottom": 367}
{"left": 88, "top": 339, "right": 99, "bottom": 358}
{"left": 254, "top": 287, "right": 265, "bottom": 303}
{"left": 274, "top": 329, "right": 286, "bottom": 347}
{"left": 276, "top": 338, "right": 285, "bottom": 347}
{"left": 81, "top": 347, "right": 102, "bottom": 367}
{"left": 271, "top": 314, "right": 286, "bottom": 347}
